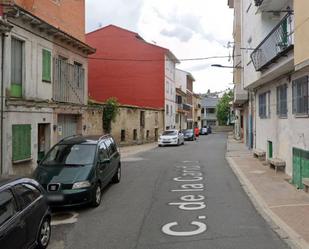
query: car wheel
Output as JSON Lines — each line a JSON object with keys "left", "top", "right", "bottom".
{"left": 91, "top": 182, "right": 102, "bottom": 207}
{"left": 112, "top": 165, "right": 121, "bottom": 183}
{"left": 37, "top": 217, "right": 51, "bottom": 249}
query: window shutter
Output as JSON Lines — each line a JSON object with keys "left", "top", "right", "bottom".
{"left": 12, "top": 124, "right": 31, "bottom": 162}
{"left": 42, "top": 49, "right": 51, "bottom": 82}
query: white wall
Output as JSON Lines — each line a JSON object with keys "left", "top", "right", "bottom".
{"left": 165, "top": 55, "right": 176, "bottom": 129}
{"left": 241, "top": 0, "right": 293, "bottom": 89}
{"left": 255, "top": 70, "right": 309, "bottom": 176}
{"left": 5, "top": 21, "right": 88, "bottom": 104}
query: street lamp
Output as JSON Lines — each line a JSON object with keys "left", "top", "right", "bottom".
{"left": 211, "top": 64, "right": 243, "bottom": 69}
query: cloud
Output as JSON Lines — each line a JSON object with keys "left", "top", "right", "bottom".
{"left": 184, "top": 63, "right": 212, "bottom": 72}
{"left": 160, "top": 26, "right": 194, "bottom": 42}
{"left": 86, "top": 0, "right": 234, "bottom": 93}
{"left": 86, "top": 0, "right": 144, "bottom": 32}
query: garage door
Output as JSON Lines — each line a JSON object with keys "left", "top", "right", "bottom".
{"left": 57, "top": 114, "right": 78, "bottom": 140}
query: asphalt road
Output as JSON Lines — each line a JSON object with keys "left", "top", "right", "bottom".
{"left": 50, "top": 133, "right": 289, "bottom": 249}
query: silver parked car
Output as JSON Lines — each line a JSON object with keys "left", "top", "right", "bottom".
{"left": 158, "top": 129, "right": 184, "bottom": 146}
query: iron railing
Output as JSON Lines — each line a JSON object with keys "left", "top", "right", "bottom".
{"left": 250, "top": 13, "right": 294, "bottom": 71}
{"left": 254, "top": 0, "right": 264, "bottom": 6}
{"left": 53, "top": 58, "right": 85, "bottom": 104}
{"left": 177, "top": 103, "right": 191, "bottom": 112}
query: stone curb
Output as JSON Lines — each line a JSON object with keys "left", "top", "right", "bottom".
{"left": 226, "top": 155, "right": 308, "bottom": 249}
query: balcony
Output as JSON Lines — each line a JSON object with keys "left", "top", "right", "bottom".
{"left": 254, "top": 0, "right": 290, "bottom": 11}
{"left": 250, "top": 13, "right": 294, "bottom": 71}
{"left": 177, "top": 103, "right": 191, "bottom": 112}
{"left": 234, "top": 83, "right": 248, "bottom": 105}
{"left": 53, "top": 58, "right": 85, "bottom": 104}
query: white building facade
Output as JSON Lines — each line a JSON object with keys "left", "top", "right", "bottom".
{"left": 164, "top": 54, "right": 178, "bottom": 130}
{"left": 0, "top": 5, "right": 101, "bottom": 175}
{"left": 236, "top": 0, "right": 309, "bottom": 181}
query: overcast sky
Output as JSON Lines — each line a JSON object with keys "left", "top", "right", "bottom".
{"left": 86, "top": 0, "right": 234, "bottom": 94}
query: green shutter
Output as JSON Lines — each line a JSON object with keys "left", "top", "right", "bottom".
{"left": 42, "top": 49, "right": 51, "bottom": 82}
{"left": 12, "top": 124, "right": 31, "bottom": 162}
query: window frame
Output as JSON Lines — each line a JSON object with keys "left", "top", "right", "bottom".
{"left": 12, "top": 124, "right": 31, "bottom": 163}
{"left": 11, "top": 37, "right": 24, "bottom": 98}
{"left": 276, "top": 84, "right": 288, "bottom": 118}
{"left": 259, "top": 91, "right": 271, "bottom": 119}
{"left": 292, "top": 76, "right": 309, "bottom": 116}
{"left": 42, "top": 49, "right": 52, "bottom": 83}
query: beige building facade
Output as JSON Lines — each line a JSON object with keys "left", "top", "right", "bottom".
{"left": 110, "top": 106, "right": 164, "bottom": 146}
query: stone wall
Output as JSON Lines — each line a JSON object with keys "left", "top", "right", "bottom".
{"left": 110, "top": 106, "right": 164, "bottom": 146}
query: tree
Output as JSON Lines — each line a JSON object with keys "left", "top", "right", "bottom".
{"left": 216, "top": 90, "right": 233, "bottom": 125}
{"left": 103, "top": 97, "right": 120, "bottom": 133}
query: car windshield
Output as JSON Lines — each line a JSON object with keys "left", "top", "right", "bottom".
{"left": 162, "top": 131, "right": 177, "bottom": 136}
{"left": 41, "top": 144, "right": 96, "bottom": 166}
{"left": 183, "top": 130, "right": 193, "bottom": 134}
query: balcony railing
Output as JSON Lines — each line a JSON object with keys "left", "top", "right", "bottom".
{"left": 53, "top": 58, "right": 85, "bottom": 104}
{"left": 250, "top": 13, "right": 294, "bottom": 71}
{"left": 254, "top": 0, "right": 264, "bottom": 6}
{"left": 177, "top": 103, "right": 191, "bottom": 112}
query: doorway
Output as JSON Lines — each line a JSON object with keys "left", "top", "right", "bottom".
{"left": 38, "top": 124, "right": 50, "bottom": 161}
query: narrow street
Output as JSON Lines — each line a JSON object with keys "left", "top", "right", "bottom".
{"left": 50, "top": 134, "right": 289, "bottom": 249}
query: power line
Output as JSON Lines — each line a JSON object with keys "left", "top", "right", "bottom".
{"left": 87, "top": 55, "right": 241, "bottom": 62}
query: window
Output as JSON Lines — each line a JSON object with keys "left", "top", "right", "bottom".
{"left": 207, "top": 108, "right": 215, "bottom": 114}
{"left": 166, "top": 104, "right": 169, "bottom": 115}
{"left": 175, "top": 114, "right": 179, "bottom": 123}
{"left": 104, "top": 138, "right": 113, "bottom": 156}
{"left": 133, "top": 129, "right": 137, "bottom": 141}
{"left": 98, "top": 142, "right": 109, "bottom": 162}
{"left": 108, "top": 138, "right": 117, "bottom": 154}
{"left": 12, "top": 124, "right": 31, "bottom": 162}
{"left": 155, "top": 112, "right": 158, "bottom": 126}
{"left": 121, "top": 130, "right": 126, "bottom": 142}
{"left": 42, "top": 144, "right": 96, "bottom": 165}
{"left": 277, "top": 84, "right": 287, "bottom": 117}
{"left": 0, "top": 190, "right": 17, "bottom": 226}
{"left": 146, "top": 130, "right": 149, "bottom": 140}
{"left": 293, "top": 76, "right": 308, "bottom": 115}
{"left": 14, "top": 184, "right": 41, "bottom": 209}
{"left": 74, "top": 61, "right": 83, "bottom": 88}
{"left": 259, "top": 92, "right": 270, "bottom": 118}
{"left": 140, "top": 111, "right": 145, "bottom": 128}
{"left": 11, "top": 38, "right": 23, "bottom": 97}
{"left": 201, "top": 108, "right": 205, "bottom": 114}
{"left": 42, "top": 49, "right": 51, "bottom": 82}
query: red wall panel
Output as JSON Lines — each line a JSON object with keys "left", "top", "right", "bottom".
{"left": 86, "top": 25, "right": 166, "bottom": 109}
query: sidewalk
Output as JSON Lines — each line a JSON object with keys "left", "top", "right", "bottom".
{"left": 226, "top": 135, "right": 309, "bottom": 249}
{"left": 120, "top": 142, "right": 157, "bottom": 158}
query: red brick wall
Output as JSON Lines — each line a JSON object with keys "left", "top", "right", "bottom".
{"left": 12, "top": 0, "right": 85, "bottom": 41}
{"left": 86, "top": 25, "right": 166, "bottom": 109}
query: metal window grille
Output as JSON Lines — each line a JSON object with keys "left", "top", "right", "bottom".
{"left": 259, "top": 92, "right": 267, "bottom": 118}
{"left": 276, "top": 84, "right": 288, "bottom": 117}
{"left": 292, "top": 76, "right": 308, "bottom": 115}
{"left": 53, "top": 58, "right": 85, "bottom": 104}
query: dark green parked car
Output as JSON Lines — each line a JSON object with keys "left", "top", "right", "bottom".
{"left": 33, "top": 135, "right": 121, "bottom": 207}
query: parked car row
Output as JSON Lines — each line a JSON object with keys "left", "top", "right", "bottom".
{"left": 0, "top": 134, "right": 121, "bottom": 249}
{"left": 158, "top": 127, "right": 213, "bottom": 146}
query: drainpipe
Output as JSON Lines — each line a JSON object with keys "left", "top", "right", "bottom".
{"left": 0, "top": 33, "right": 4, "bottom": 175}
